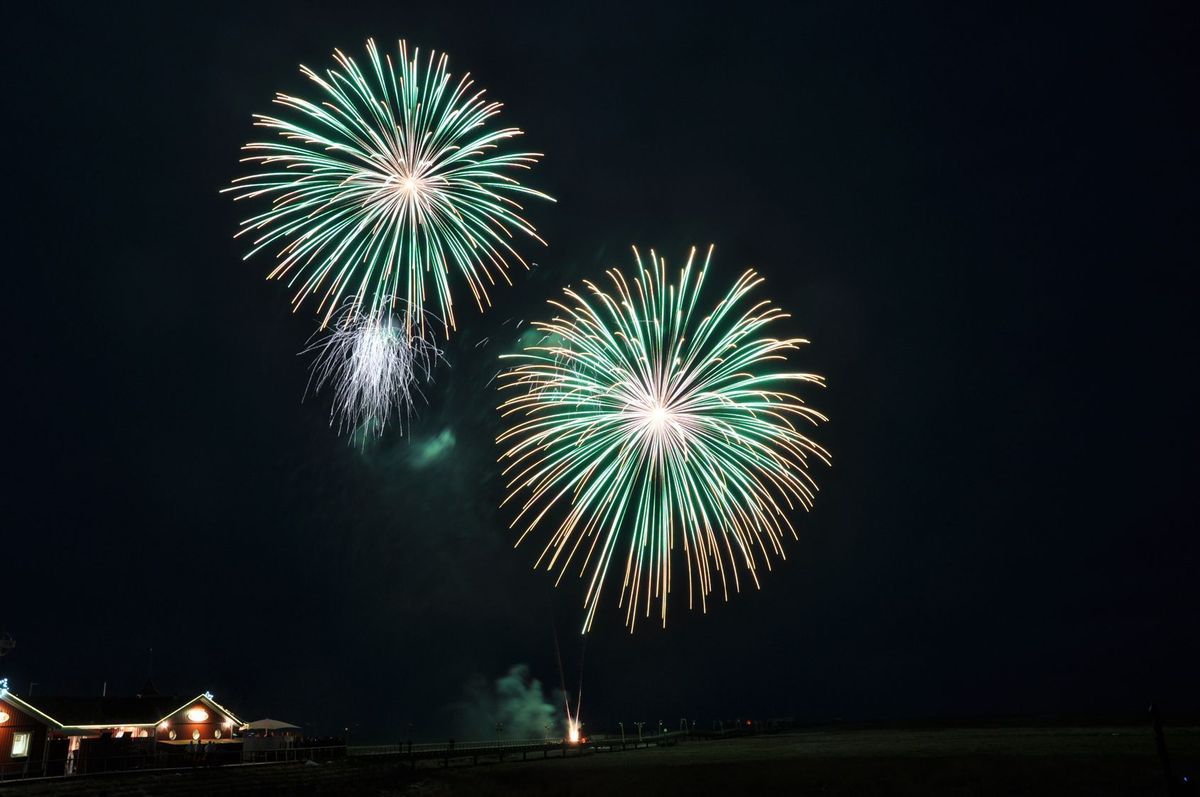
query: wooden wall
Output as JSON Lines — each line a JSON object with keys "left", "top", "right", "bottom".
{"left": 0, "top": 697, "right": 47, "bottom": 778}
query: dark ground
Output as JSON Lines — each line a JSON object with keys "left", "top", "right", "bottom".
{"left": 4, "top": 724, "right": 1197, "bottom": 796}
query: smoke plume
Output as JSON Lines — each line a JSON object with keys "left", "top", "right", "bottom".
{"left": 451, "top": 664, "right": 563, "bottom": 740}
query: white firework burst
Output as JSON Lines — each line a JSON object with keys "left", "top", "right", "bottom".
{"left": 305, "top": 299, "right": 442, "bottom": 437}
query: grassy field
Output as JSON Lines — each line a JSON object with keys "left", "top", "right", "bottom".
{"left": 429, "top": 726, "right": 1200, "bottom": 797}
{"left": 4, "top": 725, "right": 1197, "bottom": 796}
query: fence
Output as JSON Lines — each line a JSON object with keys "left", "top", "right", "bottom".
{"left": 344, "top": 730, "right": 688, "bottom": 770}
{"left": 0, "top": 743, "right": 348, "bottom": 782}
{"left": 0, "top": 731, "right": 690, "bottom": 782}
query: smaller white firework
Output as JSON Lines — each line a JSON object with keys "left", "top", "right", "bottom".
{"left": 304, "top": 300, "right": 442, "bottom": 437}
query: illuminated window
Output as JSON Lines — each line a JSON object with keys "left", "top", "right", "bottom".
{"left": 168, "top": 729, "right": 177, "bottom": 741}
{"left": 185, "top": 707, "right": 209, "bottom": 723}
{"left": 11, "top": 732, "right": 31, "bottom": 758}
{"left": 0, "top": 710, "right": 9, "bottom": 723}
{"left": 214, "top": 728, "right": 222, "bottom": 739}
{"left": 191, "top": 730, "right": 200, "bottom": 741}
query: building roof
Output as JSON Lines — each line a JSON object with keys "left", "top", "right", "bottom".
{"left": 0, "top": 690, "right": 244, "bottom": 729}
{"left": 23, "top": 695, "right": 184, "bottom": 726}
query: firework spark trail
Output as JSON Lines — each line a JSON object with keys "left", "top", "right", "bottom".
{"left": 552, "top": 623, "right": 585, "bottom": 743}
{"left": 225, "top": 38, "right": 554, "bottom": 337}
{"left": 304, "top": 298, "right": 442, "bottom": 437}
{"left": 498, "top": 246, "right": 830, "bottom": 631}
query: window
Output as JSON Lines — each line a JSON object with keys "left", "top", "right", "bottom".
{"left": 11, "top": 731, "right": 31, "bottom": 758}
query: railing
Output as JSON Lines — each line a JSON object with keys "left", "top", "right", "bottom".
{"left": 0, "top": 744, "right": 348, "bottom": 782}
{"left": 0, "top": 732, "right": 690, "bottom": 782}
{"left": 346, "top": 730, "right": 684, "bottom": 766}
{"left": 351, "top": 737, "right": 560, "bottom": 756}
{"left": 241, "top": 742, "right": 347, "bottom": 764}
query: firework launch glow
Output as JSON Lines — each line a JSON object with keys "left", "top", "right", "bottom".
{"left": 498, "top": 246, "right": 830, "bottom": 631}
{"left": 566, "top": 718, "right": 581, "bottom": 744}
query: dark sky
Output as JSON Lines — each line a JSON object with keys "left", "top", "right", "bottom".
{"left": 6, "top": 2, "right": 1197, "bottom": 740}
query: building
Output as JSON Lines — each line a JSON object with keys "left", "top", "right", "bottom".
{"left": 0, "top": 680, "right": 244, "bottom": 778}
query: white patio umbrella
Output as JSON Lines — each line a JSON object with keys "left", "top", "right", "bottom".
{"left": 243, "top": 718, "right": 301, "bottom": 731}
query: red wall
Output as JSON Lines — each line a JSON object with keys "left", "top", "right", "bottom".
{"left": 0, "top": 697, "right": 47, "bottom": 777}
{"left": 155, "top": 700, "right": 236, "bottom": 743}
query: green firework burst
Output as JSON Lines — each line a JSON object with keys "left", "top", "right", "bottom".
{"left": 498, "top": 246, "right": 830, "bottom": 631}
{"left": 226, "top": 39, "right": 553, "bottom": 335}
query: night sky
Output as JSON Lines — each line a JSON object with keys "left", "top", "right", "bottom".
{"left": 6, "top": 2, "right": 1197, "bottom": 741}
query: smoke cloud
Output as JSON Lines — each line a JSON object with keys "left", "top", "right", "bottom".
{"left": 451, "top": 664, "right": 563, "bottom": 740}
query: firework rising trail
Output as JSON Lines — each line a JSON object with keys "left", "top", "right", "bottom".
{"left": 498, "top": 246, "right": 830, "bottom": 631}
{"left": 552, "top": 622, "right": 585, "bottom": 742}
{"left": 226, "top": 38, "right": 554, "bottom": 337}
{"left": 304, "top": 298, "right": 442, "bottom": 437}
